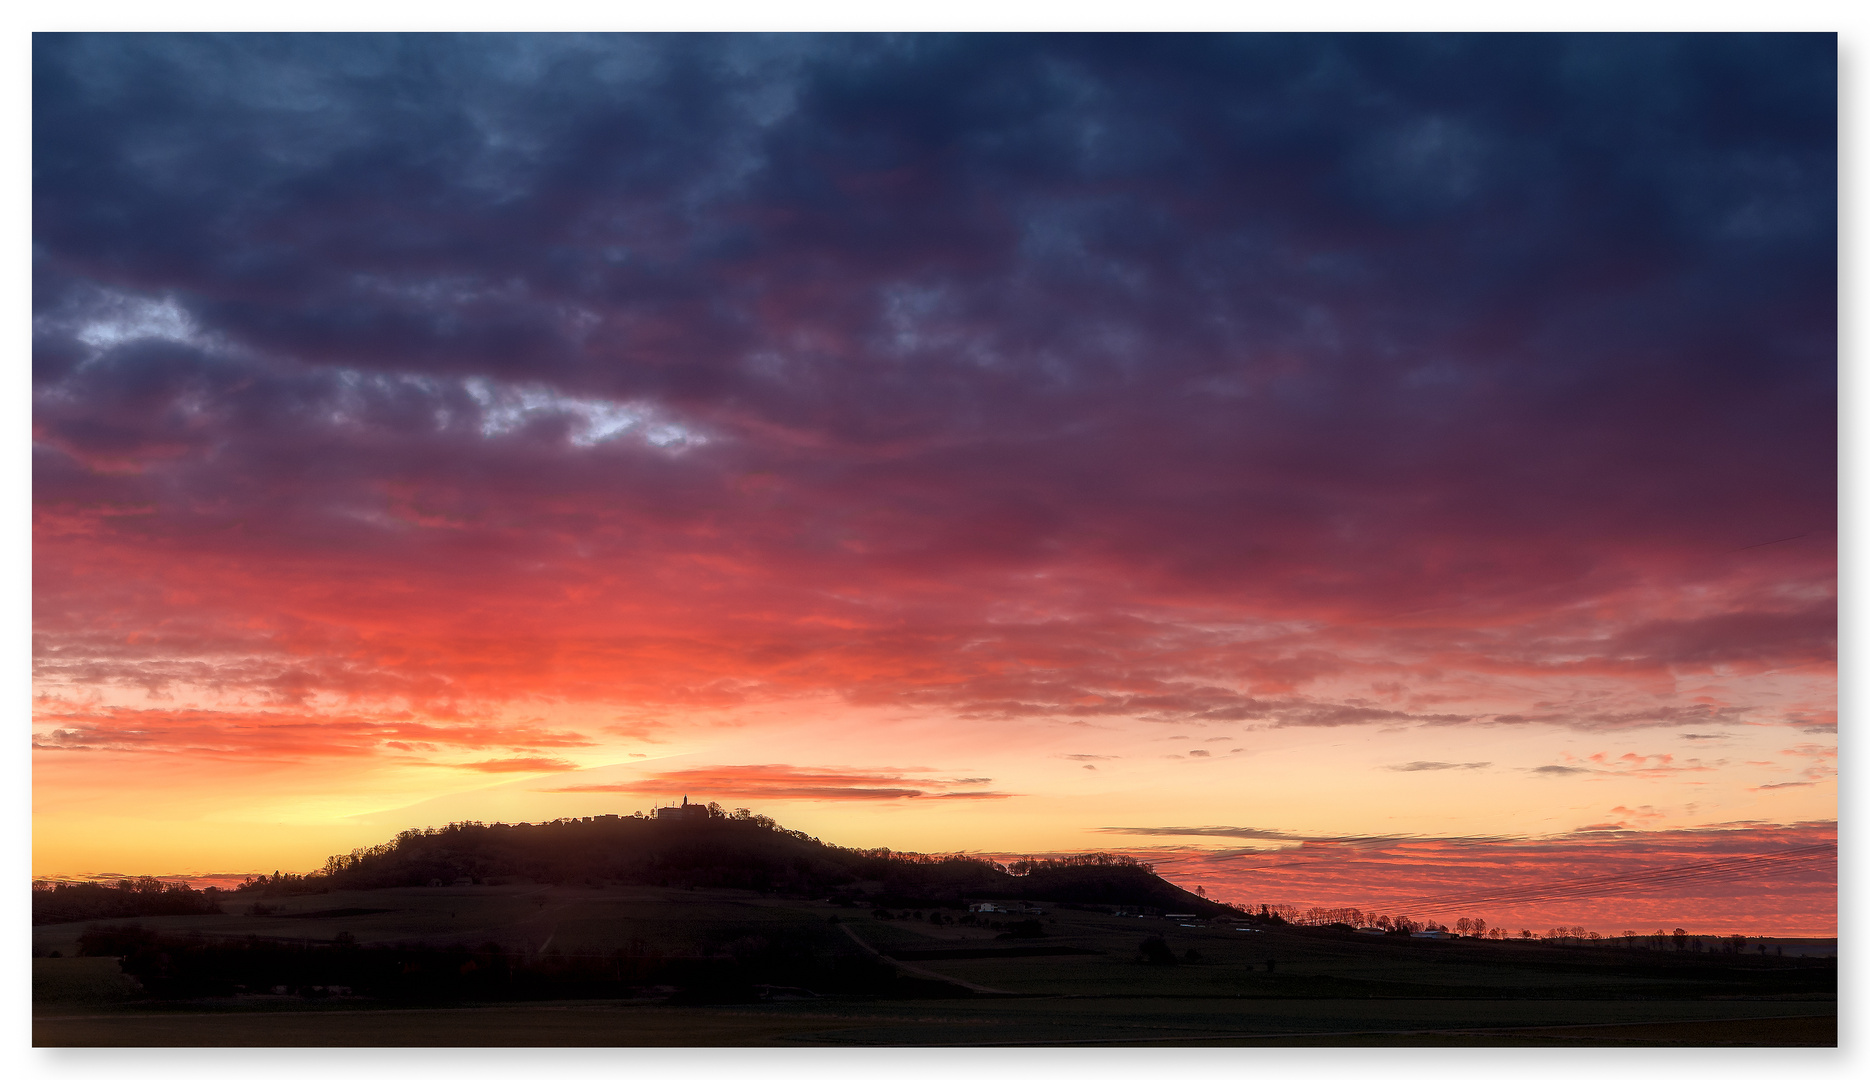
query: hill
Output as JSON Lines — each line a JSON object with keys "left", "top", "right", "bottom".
{"left": 270, "top": 805, "right": 1240, "bottom": 917}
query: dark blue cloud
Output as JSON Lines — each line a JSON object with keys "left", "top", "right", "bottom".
{"left": 35, "top": 35, "right": 1833, "bottom": 403}
{"left": 32, "top": 33, "right": 1836, "bottom": 692}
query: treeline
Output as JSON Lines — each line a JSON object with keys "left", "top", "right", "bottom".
{"left": 1276, "top": 909, "right": 1791, "bottom": 951}
{"left": 1280, "top": 906, "right": 1456, "bottom": 934}
{"left": 32, "top": 878, "right": 222, "bottom": 925}
{"left": 72, "top": 923, "right": 962, "bottom": 1004}
{"left": 1597, "top": 928, "right": 1788, "bottom": 954}
{"left": 231, "top": 871, "right": 332, "bottom": 899}
{"left": 241, "top": 805, "right": 1237, "bottom": 916}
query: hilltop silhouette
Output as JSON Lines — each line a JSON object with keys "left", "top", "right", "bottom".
{"left": 257, "top": 803, "right": 1239, "bottom": 916}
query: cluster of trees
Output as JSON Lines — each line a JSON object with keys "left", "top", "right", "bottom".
{"left": 1258, "top": 908, "right": 1785, "bottom": 952}
{"left": 1263, "top": 910, "right": 1772, "bottom": 948}
{"left": 1616, "top": 928, "right": 1737, "bottom": 953}
{"left": 1006, "top": 853, "right": 1154, "bottom": 876}
{"left": 1290, "top": 918, "right": 1770, "bottom": 948}
{"left": 1288, "top": 906, "right": 1387, "bottom": 929}
{"left": 32, "top": 878, "right": 223, "bottom": 925}
{"left": 1285, "top": 906, "right": 1354, "bottom": 927}
{"left": 1544, "top": 926, "right": 1601, "bottom": 944}
{"left": 1284, "top": 907, "right": 1474, "bottom": 936}
{"left": 1401, "top": 926, "right": 1783, "bottom": 951}
{"left": 1526, "top": 929, "right": 1784, "bottom": 955}
{"left": 1136, "top": 935, "right": 1201, "bottom": 966}
{"left": 233, "top": 871, "right": 331, "bottom": 898}
{"left": 1719, "top": 934, "right": 1775, "bottom": 955}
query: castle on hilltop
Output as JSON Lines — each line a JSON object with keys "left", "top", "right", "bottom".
{"left": 652, "top": 795, "right": 711, "bottom": 824}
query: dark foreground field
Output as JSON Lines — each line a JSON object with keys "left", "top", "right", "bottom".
{"left": 33, "top": 885, "right": 1836, "bottom": 1047}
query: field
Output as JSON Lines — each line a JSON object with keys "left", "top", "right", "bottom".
{"left": 33, "top": 885, "right": 1836, "bottom": 1046}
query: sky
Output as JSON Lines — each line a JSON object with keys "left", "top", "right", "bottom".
{"left": 31, "top": 33, "right": 1836, "bottom": 935}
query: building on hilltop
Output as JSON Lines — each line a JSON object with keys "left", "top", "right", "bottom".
{"left": 653, "top": 795, "right": 711, "bottom": 824}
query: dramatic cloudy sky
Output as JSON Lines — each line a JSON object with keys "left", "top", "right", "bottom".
{"left": 32, "top": 33, "right": 1835, "bottom": 933}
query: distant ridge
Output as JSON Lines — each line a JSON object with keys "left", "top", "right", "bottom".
{"left": 276, "top": 805, "right": 1240, "bottom": 916}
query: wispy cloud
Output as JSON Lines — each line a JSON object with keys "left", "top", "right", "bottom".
{"left": 1524, "top": 752, "right": 1727, "bottom": 780}
{"left": 445, "top": 757, "right": 579, "bottom": 773}
{"left": 549, "top": 764, "right": 1016, "bottom": 801}
{"left": 1094, "top": 825, "right": 1484, "bottom": 847}
{"left": 1105, "top": 821, "right": 1838, "bottom": 934}
{"left": 30, "top": 704, "right": 592, "bottom": 762}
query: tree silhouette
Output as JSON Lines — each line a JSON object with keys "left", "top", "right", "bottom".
{"left": 1137, "top": 936, "right": 1177, "bottom": 965}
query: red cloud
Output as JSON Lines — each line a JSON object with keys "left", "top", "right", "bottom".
{"left": 1099, "top": 821, "right": 1837, "bottom": 936}
{"left": 549, "top": 764, "right": 1015, "bottom": 801}
{"left": 31, "top": 704, "right": 591, "bottom": 762}
{"left": 31, "top": 451, "right": 1834, "bottom": 736}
